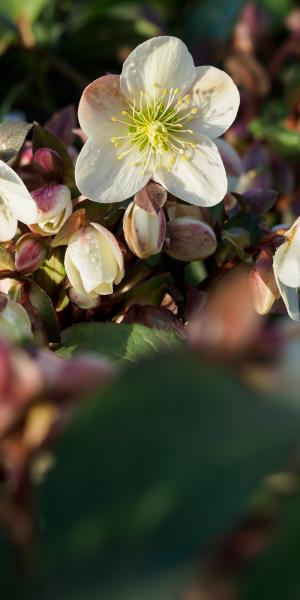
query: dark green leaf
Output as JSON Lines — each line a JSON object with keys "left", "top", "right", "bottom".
{"left": 29, "top": 280, "right": 60, "bottom": 343}
{"left": 57, "top": 321, "right": 181, "bottom": 362}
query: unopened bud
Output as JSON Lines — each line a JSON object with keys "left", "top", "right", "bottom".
{"left": 215, "top": 138, "right": 243, "bottom": 193}
{"left": 164, "top": 217, "right": 217, "bottom": 261}
{"left": 15, "top": 233, "right": 47, "bottom": 274}
{"left": 249, "top": 249, "right": 279, "bottom": 315}
{"left": 30, "top": 184, "right": 72, "bottom": 236}
{"left": 123, "top": 201, "right": 166, "bottom": 259}
{"left": 33, "top": 147, "right": 63, "bottom": 178}
{"left": 0, "top": 294, "right": 33, "bottom": 342}
{"left": 69, "top": 287, "right": 101, "bottom": 309}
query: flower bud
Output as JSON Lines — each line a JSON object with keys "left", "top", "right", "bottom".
{"left": 33, "top": 148, "right": 63, "bottom": 178}
{"left": 164, "top": 217, "right": 217, "bottom": 261}
{"left": 249, "top": 249, "right": 279, "bottom": 315}
{"left": 123, "top": 201, "right": 166, "bottom": 259}
{"left": 68, "top": 287, "right": 101, "bottom": 309}
{"left": 0, "top": 294, "right": 32, "bottom": 342}
{"left": 30, "top": 184, "right": 72, "bottom": 236}
{"left": 65, "top": 223, "right": 124, "bottom": 296}
{"left": 215, "top": 138, "right": 243, "bottom": 193}
{"left": 15, "top": 233, "right": 47, "bottom": 274}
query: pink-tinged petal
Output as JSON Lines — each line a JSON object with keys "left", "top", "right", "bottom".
{"left": 154, "top": 135, "right": 227, "bottom": 207}
{"left": 120, "top": 36, "right": 195, "bottom": 102}
{"left": 0, "top": 160, "right": 38, "bottom": 224}
{"left": 273, "top": 242, "right": 300, "bottom": 321}
{"left": 75, "top": 132, "right": 151, "bottom": 204}
{"left": 188, "top": 66, "right": 240, "bottom": 139}
{"left": 32, "top": 184, "right": 71, "bottom": 220}
{"left": 78, "top": 75, "right": 126, "bottom": 137}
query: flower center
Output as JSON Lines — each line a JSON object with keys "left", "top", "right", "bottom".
{"left": 110, "top": 87, "right": 199, "bottom": 173}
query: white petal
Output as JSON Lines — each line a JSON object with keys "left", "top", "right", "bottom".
{"left": 0, "top": 160, "right": 38, "bottom": 224}
{"left": 91, "top": 223, "right": 125, "bottom": 284}
{"left": 120, "top": 36, "right": 195, "bottom": 102}
{"left": 78, "top": 75, "right": 126, "bottom": 137}
{"left": 188, "top": 66, "right": 240, "bottom": 139}
{"left": 0, "top": 196, "right": 17, "bottom": 242}
{"left": 75, "top": 130, "right": 150, "bottom": 204}
{"left": 154, "top": 135, "right": 227, "bottom": 207}
{"left": 273, "top": 243, "right": 299, "bottom": 321}
{"left": 64, "top": 248, "right": 86, "bottom": 295}
{"left": 275, "top": 228, "right": 300, "bottom": 288}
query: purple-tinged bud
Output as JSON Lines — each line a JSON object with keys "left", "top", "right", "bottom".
{"left": 124, "top": 304, "right": 185, "bottom": 339}
{"left": 123, "top": 201, "right": 166, "bottom": 259}
{"left": 68, "top": 287, "right": 101, "bottom": 310}
{"left": 15, "top": 233, "right": 47, "bottom": 274}
{"left": 215, "top": 138, "right": 243, "bottom": 193}
{"left": 134, "top": 181, "right": 167, "bottom": 215}
{"left": 164, "top": 217, "right": 217, "bottom": 262}
{"left": 249, "top": 249, "right": 279, "bottom": 315}
{"left": 33, "top": 147, "right": 63, "bottom": 178}
{"left": 30, "top": 184, "right": 72, "bottom": 236}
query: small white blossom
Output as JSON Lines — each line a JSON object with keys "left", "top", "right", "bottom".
{"left": 273, "top": 218, "right": 300, "bottom": 320}
{"left": 65, "top": 223, "right": 124, "bottom": 298}
{"left": 75, "top": 36, "right": 240, "bottom": 207}
{"left": 0, "top": 159, "right": 38, "bottom": 242}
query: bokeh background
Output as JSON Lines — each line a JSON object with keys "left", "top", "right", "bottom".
{"left": 2, "top": 1, "right": 300, "bottom": 599}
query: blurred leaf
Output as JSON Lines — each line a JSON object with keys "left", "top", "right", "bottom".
{"left": 0, "top": 0, "right": 50, "bottom": 24}
{"left": 241, "top": 492, "right": 300, "bottom": 599}
{"left": 57, "top": 322, "right": 181, "bottom": 362}
{"left": 124, "top": 273, "right": 173, "bottom": 308}
{"left": 37, "top": 354, "right": 300, "bottom": 598}
{"left": 250, "top": 117, "right": 300, "bottom": 159}
{"left": 32, "top": 124, "right": 78, "bottom": 197}
{"left": 184, "top": 260, "right": 207, "bottom": 286}
{"left": 184, "top": 0, "right": 245, "bottom": 43}
{"left": 29, "top": 280, "right": 60, "bottom": 342}
{"left": 0, "top": 121, "right": 32, "bottom": 162}
{"left": 0, "top": 247, "right": 15, "bottom": 272}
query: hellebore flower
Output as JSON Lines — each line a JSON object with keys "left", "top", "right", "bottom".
{"left": 123, "top": 200, "right": 166, "bottom": 258}
{"left": 30, "top": 184, "right": 72, "bottom": 236}
{"left": 65, "top": 223, "right": 124, "bottom": 298}
{"left": 273, "top": 218, "right": 300, "bottom": 320}
{"left": 0, "top": 294, "right": 33, "bottom": 342}
{"left": 75, "top": 36, "right": 240, "bottom": 207}
{"left": 0, "top": 160, "right": 38, "bottom": 242}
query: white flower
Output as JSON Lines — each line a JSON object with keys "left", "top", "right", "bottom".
{"left": 273, "top": 218, "right": 300, "bottom": 320}
{"left": 65, "top": 223, "right": 124, "bottom": 298}
{"left": 0, "top": 159, "right": 38, "bottom": 242}
{"left": 75, "top": 36, "right": 240, "bottom": 207}
{"left": 30, "top": 184, "right": 72, "bottom": 236}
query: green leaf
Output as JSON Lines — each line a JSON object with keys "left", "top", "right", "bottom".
{"left": 250, "top": 117, "right": 300, "bottom": 159}
{"left": 56, "top": 322, "right": 182, "bottom": 362}
{"left": 75, "top": 199, "right": 125, "bottom": 227}
{"left": 34, "top": 248, "right": 66, "bottom": 295}
{"left": 0, "top": 121, "right": 32, "bottom": 162}
{"left": 0, "top": 247, "right": 14, "bottom": 272}
{"left": 29, "top": 280, "right": 60, "bottom": 343}
{"left": 241, "top": 492, "right": 300, "bottom": 600}
{"left": 0, "top": 0, "right": 50, "bottom": 24}
{"left": 32, "top": 124, "right": 78, "bottom": 197}
{"left": 36, "top": 354, "right": 300, "bottom": 598}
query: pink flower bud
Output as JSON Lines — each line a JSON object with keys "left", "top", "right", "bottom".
{"left": 164, "top": 217, "right": 217, "bottom": 261}
{"left": 30, "top": 184, "right": 72, "bottom": 236}
{"left": 123, "top": 201, "right": 166, "bottom": 259}
{"left": 249, "top": 249, "right": 279, "bottom": 315}
{"left": 15, "top": 233, "right": 47, "bottom": 274}
{"left": 33, "top": 148, "right": 63, "bottom": 177}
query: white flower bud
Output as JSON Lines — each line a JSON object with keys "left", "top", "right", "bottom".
{"left": 30, "top": 184, "right": 72, "bottom": 236}
{"left": 123, "top": 201, "right": 166, "bottom": 259}
{"left": 65, "top": 223, "right": 124, "bottom": 296}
